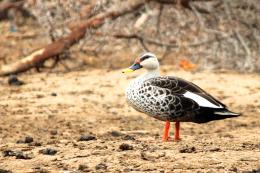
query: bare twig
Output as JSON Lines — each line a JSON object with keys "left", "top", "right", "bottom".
{"left": 223, "top": 0, "right": 253, "bottom": 71}
{"left": 189, "top": 2, "right": 204, "bottom": 29}
{"left": 111, "top": 32, "right": 233, "bottom": 48}
{"left": 156, "top": 4, "right": 164, "bottom": 35}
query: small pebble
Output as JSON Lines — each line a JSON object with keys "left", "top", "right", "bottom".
{"left": 95, "top": 163, "right": 107, "bottom": 170}
{"left": 2, "top": 150, "right": 33, "bottom": 159}
{"left": 24, "top": 136, "right": 34, "bottom": 143}
{"left": 110, "top": 131, "right": 122, "bottom": 137}
{"left": 0, "top": 168, "right": 12, "bottom": 173}
{"left": 140, "top": 152, "right": 150, "bottom": 161}
{"left": 39, "top": 148, "right": 57, "bottom": 155}
{"left": 36, "top": 94, "right": 44, "bottom": 98}
{"left": 28, "top": 142, "right": 42, "bottom": 147}
{"left": 209, "top": 147, "right": 221, "bottom": 152}
{"left": 79, "top": 135, "right": 96, "bottom": 141}
{"left": 3, "top": 150, "right": 16, "bottom": 157}
{"left": 33, "top": 168, "right": 49, "bottom": 173}
{"left": 252, "top": 168, "right": 260, "bottom": 173}
{"left": 8, "top": 75, "right": 24, "bottom": 86}
{"left": 78, "top": 164, "right": 90, "bottom": 171}
{"left": 179, "top": 146, "right": 196, "bottom": 153}
{"left": 16, "top": 136, "right": 34, "bottom": 144}
{"left": 119, "top": 143, "right": 133, "bottom": 151}
{"left": 123, "top": 168, "right": 133, "bottom": 172}
{"left": 15, "top": 152, "right": 33, "bottom": 159}
{"left": 122, "top": 135, "right": 135, "bottom": 140}
{"left": 16, "top": 140, "right": 24, "bottom": 144}
{"left": 229, "top": 166, "right": 238, "bottom": 172}
{"left": 50, "top": 129, "right": 58, "bottom": 135}
{"left": 51, "top": 92, "right": 57, "bottom": 97}
{"left": 242, "top": 168, "right": 260, "bottom": 173}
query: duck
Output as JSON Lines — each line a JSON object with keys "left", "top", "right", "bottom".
{"left": 122, "top": 52, "right": 240, "bottom": 141}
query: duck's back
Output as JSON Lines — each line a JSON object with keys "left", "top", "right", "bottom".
{"left": 126, "top": 76, "right": 239, "bottom": 123}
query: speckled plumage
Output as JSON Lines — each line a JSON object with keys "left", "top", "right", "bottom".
{"left": 126, "top": 75, "right": 238, "bottom": 123}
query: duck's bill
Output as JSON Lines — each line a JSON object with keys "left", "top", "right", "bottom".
{"left": 122, "top": 63, "right": 142, "bottom": 73}
{"left": 122, "top": 68, "right": 134, "bottom": 73}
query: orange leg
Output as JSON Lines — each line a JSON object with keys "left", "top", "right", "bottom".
{"left": 174, "top": 121, "right": 181, "bottom": 141}
{"left": 163, "top": 121, "right": 170, "bottom": 141}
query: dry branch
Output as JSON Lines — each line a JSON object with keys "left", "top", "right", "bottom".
{"left": 223, "top": 0, "right": 253, "bottom": 71}
{"left": 0, "top": 0, "right": 146, "bottom": 76}
{"left": 111, "top": 32, "right": 233, "bottom": 49}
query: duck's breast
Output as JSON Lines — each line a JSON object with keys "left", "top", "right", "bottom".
{"left": 125, "top": 80, "right": 171, "bottom": 120}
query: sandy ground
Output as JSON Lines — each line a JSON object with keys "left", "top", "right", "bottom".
{"left": 0, "top": 66, "right": 259, "bottom": 173}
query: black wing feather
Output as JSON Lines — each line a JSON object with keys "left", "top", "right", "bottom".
{"left": 148, "top": 76, "right": 226, "bottom": 108}
{"left": 176, "top": 78, "right": 226, "bottom": 108}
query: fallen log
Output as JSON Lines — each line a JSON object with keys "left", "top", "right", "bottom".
{"left": 0, "top": 0, "right": 213, "bottom": 76}
{"left": 0, "top": 0, "right": 146, "bottom": 76}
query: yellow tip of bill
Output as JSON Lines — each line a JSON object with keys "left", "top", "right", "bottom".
{"left": 122, "top": 68, "right": 134, "bottom": 73}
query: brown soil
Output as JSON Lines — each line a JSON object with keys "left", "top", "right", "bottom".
{"left": 0, "top": 66, "right": 259, "bottom": 173}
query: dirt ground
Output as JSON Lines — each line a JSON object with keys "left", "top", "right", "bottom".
{"left": 0, "top": 66, "right": 259, "bottom": 173}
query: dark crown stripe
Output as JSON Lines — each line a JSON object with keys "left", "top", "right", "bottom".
{"left": 140, "top": 55, "right": 150, "bottom": 62}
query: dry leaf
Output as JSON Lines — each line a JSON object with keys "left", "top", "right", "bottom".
{"left": 179, "top": 59, "right": 197, "bottom": 71}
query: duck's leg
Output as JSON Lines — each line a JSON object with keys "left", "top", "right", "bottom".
{"left": 163, "top": 121, "right": 170, "bottom": 141}
{"left": 174, "top": 121, "right": 181, "bottom": 141}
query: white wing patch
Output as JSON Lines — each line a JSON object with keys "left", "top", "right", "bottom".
{"left": 183, "top": 91, "right": 223, "bottom": 109}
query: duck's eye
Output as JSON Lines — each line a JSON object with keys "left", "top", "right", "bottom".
{"left": 140, "top": 55, "right": 150, "bottom": 62}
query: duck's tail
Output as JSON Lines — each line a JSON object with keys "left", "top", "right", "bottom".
{"left": 214, "top": 110, "right": 241, "bottom": 116}
{"left": 194, "top": 108, "right": 241, "bottom": 123}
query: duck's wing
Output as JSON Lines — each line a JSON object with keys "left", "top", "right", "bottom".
{"left": 143, "top": 77, "right": 239, "bottom": 123}
{"left": 147, "top": 76, "right": 226, "bottom": 109}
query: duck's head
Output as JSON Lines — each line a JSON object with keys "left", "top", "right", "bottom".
{"left": 122, "top": 52, "right": 159, "bottom": 73}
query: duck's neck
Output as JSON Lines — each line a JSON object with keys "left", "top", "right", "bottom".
{"left": 137, "top": 68, "right": 160, "bottom": 82}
